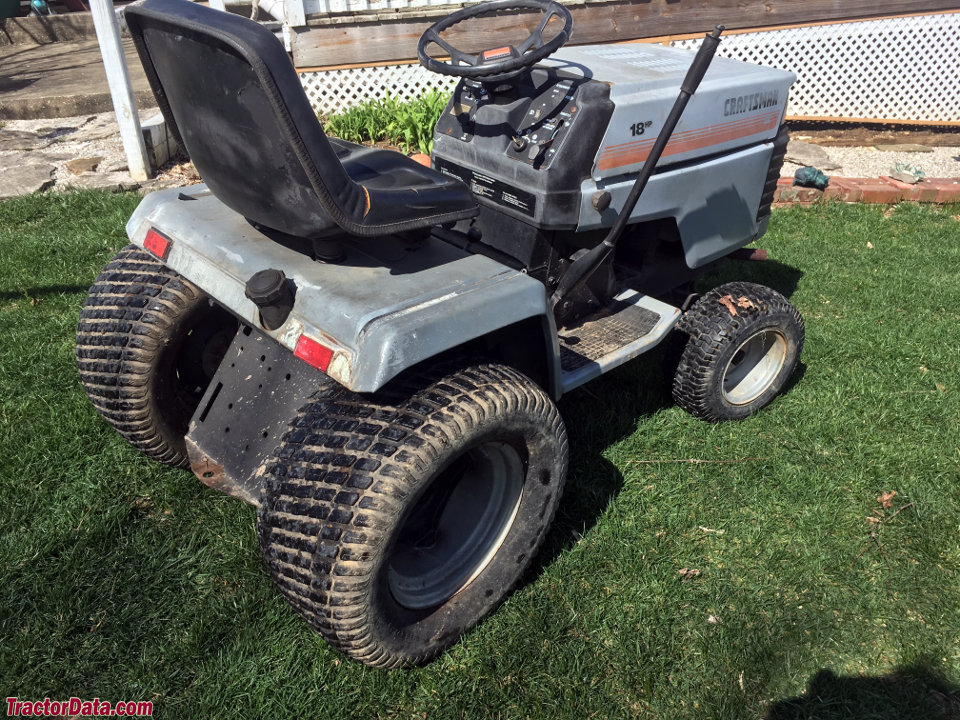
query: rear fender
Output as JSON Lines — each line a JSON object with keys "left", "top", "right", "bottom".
{"left": 127, "top": 186, "right": 559, "bottom": 395}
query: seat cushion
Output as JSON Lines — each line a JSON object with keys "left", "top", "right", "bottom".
{"left": 338, "top": 145, "right": 477, "bottom": 229}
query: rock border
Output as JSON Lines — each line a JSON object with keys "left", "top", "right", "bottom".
{"left": 775, "top": 176, "right": 960, "bottom": 206}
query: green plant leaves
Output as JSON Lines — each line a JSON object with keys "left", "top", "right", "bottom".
{"left": 323, "top": 91, "right": 448, "bottom": 155}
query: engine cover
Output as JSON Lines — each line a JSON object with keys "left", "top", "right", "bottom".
{"left": 432, "top": 43, "right": 795, "bottom": 235}
{"left": 548, "top": 44, "right": 795, "bottom": 181}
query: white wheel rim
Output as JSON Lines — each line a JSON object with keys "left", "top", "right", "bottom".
{"left": 387, "top": 441, "right": 524, "bottom": 610}
{"left": 721, "top": 329, "right": 788, "bottom": 406}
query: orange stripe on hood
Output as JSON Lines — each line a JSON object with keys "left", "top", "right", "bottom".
{"left": 597, "top": 112, "right": 779, "bottom": 172}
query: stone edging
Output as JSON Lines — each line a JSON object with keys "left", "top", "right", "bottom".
{"left": 774, "top": 176, "right": 960, "bottom": 206}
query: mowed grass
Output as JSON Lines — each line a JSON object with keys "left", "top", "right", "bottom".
{"left": 1, "top": 191, "right": 959, "bottom": 718}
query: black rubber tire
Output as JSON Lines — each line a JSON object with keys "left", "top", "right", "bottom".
{"left": 257, "top": 362, "right": 568, "bottom": 668}
{"left": 671, "top": 281, "right": 804, "bottom": 422}
{"left": 76, "top": 244, "right": 236, "bottom": 468}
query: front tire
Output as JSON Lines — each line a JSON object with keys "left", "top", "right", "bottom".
{"left": 75, "top": 245, "right": 237, "bottom": 467}
{"left": 258, "top": 363, "right": 568, "bottom": 668}
{"left": 671, "top": 282, "right": 804, "bottom": 422}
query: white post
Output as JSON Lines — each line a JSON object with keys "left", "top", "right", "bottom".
{"left": 90, "top": 0, "right": 151, "bottom": 181}
{"left": 285, "top": 0, "right": 306, "bottom": 28}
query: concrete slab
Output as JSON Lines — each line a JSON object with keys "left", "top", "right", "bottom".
{"left": 0, "top": 13, "right": 98, "bottom": 46}
{"left": 0, "top": 162, "right": 55, "bottom": 199}
{"left": 0, "top": 38, "right": 155, "bottom": 119}
{"left": 875, "top": 143, "right": 935, "bottom": 153}
{"left": 785, "top": 140, "right": 841, "bottom": 171}
{"left": 59, "top": 169, "right": 141, "bottom": 191}
{"left": 0, "top": 128, "right": 42, "bottom": 150}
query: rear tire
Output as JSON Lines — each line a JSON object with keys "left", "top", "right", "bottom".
{"left": 258, "top": 363, "right": 568, "bottom": 668}
{"left": 671, "top": 282, "right": 803, "bottom": 422}
{"left": 75, "top": 244, "right": 236, "bottom": 467}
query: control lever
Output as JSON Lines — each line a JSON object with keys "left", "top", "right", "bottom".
{"left": 526, "top": 120, "right": 565, "bottom": 161}
{"left": 550, "top": 25, "right": 725, "bottom": 314}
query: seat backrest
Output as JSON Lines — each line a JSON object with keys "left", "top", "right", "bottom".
{"left": 126, "top": 0, "right": 368, "bottom": 238}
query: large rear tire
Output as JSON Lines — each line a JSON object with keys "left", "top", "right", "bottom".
{"left": 258, "top": 363, "right": 568, "bottom": 668}
{"left": 75, "top": 245, "right": 237, "bottom": 467}
{"left": 671, "top": 282, "right": 804, "bottom": 422}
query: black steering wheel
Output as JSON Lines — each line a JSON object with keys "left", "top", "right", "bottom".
{"left": 417, "top": 0, "right": 573, "bottom": 81}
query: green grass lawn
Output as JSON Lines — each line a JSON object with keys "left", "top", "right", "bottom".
{"left": 1, "top": 191, "right": 959, "bottom": 718}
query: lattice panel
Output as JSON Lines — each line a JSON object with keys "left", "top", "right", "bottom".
{"left": 301, "top": 13, "right": 960, "bottom": 123}
{"left": 670, "top": 13, "right": 960, "bottom": 123}
{"left": 304, "top": 0, "right": 451, "bottom": 14}
{"left": 300, "top": 64, "right": 456, "bottom": 116}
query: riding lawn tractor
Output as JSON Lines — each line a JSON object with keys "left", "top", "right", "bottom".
{"left": 76, "top": 0, "right": 804, "bottom": 668}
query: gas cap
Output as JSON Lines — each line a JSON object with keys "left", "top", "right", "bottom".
{"left": 245, "top": 269, "right": 295, "bottom": 330}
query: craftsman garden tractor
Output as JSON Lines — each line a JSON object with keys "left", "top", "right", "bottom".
{"left": 76, "top": 0, "right": 804, "bottom": 668}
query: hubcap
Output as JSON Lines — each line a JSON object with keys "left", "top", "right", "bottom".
{"left": 388, "top": 441, "right": 525, "bottom": 610}
{"left": 721, "top": 329, "right": 788, "bottom": 405}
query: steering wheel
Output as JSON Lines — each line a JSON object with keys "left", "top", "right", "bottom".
{"left": 417, "top": 0, "right": 573, "bottom": 81}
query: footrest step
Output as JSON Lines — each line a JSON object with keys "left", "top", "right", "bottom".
{"left": 557, "top": 289, "right": 681, "bottom": 394}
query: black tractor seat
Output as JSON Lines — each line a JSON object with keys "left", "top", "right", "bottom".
{"left": 125, "top": 0, "right": 478, "bottom": 240}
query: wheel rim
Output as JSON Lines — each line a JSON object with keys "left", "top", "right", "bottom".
{"left": 721, "top": 329, "right": 788, "bottom": 406}
{"left": 387, "top": 441, "right": 525, "bottom": 610}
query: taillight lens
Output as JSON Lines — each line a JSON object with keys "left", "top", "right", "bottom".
{"left": 144, "top": 228, "right": 172, "bottom": 260}
{"left": 294, "top": 334, "right": 334, "bottom": 372}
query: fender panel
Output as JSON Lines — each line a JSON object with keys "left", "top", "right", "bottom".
{"left": 127, "top": 187, "right": 559, "bottom": 394}
{"left": 577, "top": 140, "right": 774, "bottom": 268}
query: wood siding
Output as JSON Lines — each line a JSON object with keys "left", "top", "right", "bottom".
{"left": 292, "top": 0, "right": 960, "bottom": 68}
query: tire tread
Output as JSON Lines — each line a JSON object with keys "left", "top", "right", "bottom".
{"left": 672, "top": 281, "right": 804, "bottom": 422}
{"left": 75, "top": 245, "right": 205, "bottom": 468}
{"left": 259, "top": 363, "right": 567, "bottom": 668}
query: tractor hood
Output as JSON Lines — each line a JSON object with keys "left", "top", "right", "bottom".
{"left": 545, "top": 44, "right": 796, "bottom": 180}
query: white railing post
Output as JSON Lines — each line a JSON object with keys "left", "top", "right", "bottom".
{"left": 286, "top": 0, "right": 306, "bottom": 27}
{"left": 90, "top": 0, "right": 151, "bottom": 181}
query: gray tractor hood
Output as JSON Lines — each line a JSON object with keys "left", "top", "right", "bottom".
{"left": 546, "top": 44, "right": 796, "bottom": 180}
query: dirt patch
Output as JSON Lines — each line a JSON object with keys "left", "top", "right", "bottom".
{"left": 787, "top": 120, "right": 960, "bottom": 148}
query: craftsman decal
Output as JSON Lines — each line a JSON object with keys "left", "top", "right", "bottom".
{"left": 723, "top": 90, "right": 780, "bottom": 117}
{"left": 597, "top": 111, "right": 780, "bottom": 172}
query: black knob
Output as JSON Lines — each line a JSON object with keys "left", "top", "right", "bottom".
{"left": 245, "top": 269, "right": 294, "bottom": 331}
{"left": 592, "top": 190, "right": 612, "bottom": 212}
{"left": 245, "top": 268, "right": 287, "bottom": 306}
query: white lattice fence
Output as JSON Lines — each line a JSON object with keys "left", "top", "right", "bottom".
{"left": 300, "top": 13, "right": 960, "bottom": 123}
{"left": 670, "top": 13, "right": 960, "bottom": 123}
{"left": 300, "top": 64, "right": 455, "bottom": 116}
{"left": 303, "top": 0, "right": 450, "bottom": 13}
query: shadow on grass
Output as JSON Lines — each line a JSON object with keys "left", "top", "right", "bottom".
{"left": 0, "top": 284, "right": 90, "bottom": 300}
{"left": 767, "top": 664, "right": 960, "bottom": 719}
{"left": 526, "top": 345, "right": 675, "bottom": 578}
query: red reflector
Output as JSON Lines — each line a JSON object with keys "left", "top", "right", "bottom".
{"left": 294, "top": 334, "right": 334, "bottom": 372}
{"left": 144, "top": 228, "right": 172, "bottom": 260}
